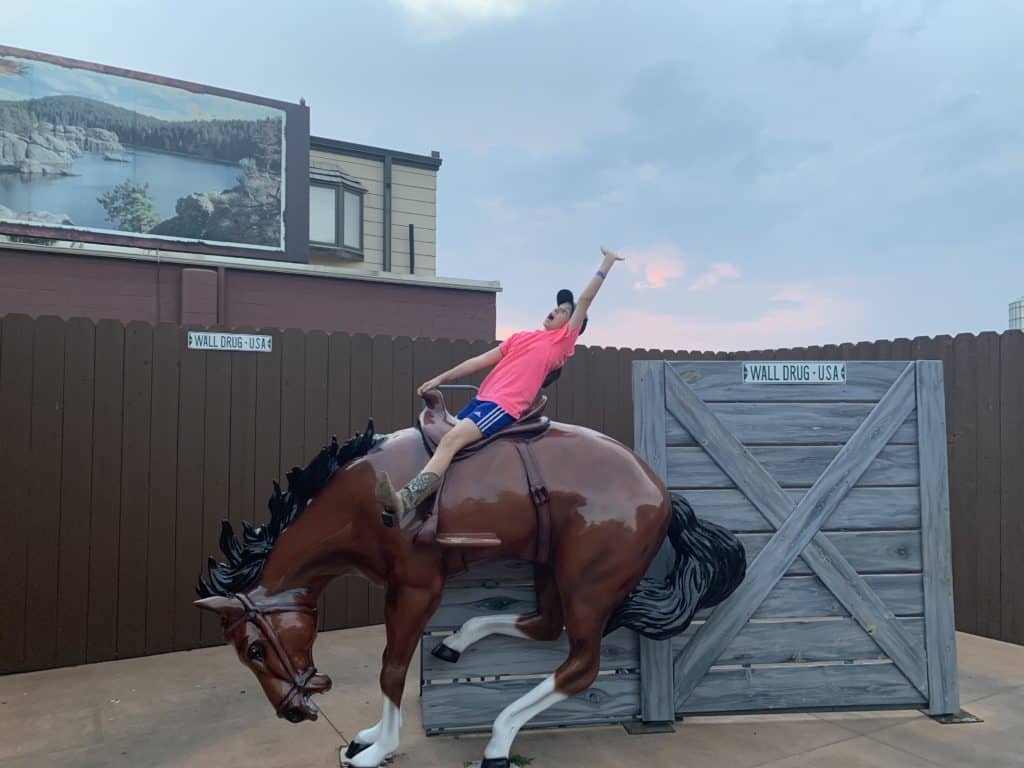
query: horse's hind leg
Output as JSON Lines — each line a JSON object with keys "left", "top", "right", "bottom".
{"left": 433, "top": 564, "right": 563, "bottom": 661}
{"left": 481, "top": 607, "right": 602, "bottom": 765}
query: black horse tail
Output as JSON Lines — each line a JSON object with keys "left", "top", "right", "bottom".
{"left": 605, "top": 496, "right": 746, "bottom": 641}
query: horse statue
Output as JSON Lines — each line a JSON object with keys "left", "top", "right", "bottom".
{"left": 195, "top": 389, "right": 746, "bottom": 768}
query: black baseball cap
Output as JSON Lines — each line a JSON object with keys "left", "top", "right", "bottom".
{"left": 556, "top": 289, "right": 587, "bottom": 335}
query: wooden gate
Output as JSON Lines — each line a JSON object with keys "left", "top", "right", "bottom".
{"left": 636, "top": 359, "right": 959, "bottom": 719}
{"left": 418, "top": 359, "right": 960, "bottom": 734}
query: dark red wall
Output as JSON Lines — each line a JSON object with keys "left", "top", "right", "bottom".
{"left": 0, "top": 248, "right": 496, "bottom": 341}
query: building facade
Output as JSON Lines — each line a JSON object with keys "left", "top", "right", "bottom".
{"left": 0, "top": 47, "right": 498, "bottom": 341}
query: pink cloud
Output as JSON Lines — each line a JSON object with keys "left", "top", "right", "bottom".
{"left": 689, "top": 262, "right": 741, "bottom": 292}
{"left": 495, "top": 322, "right": 520, "bottom": 341}
{"left": 583, "top": 284, "right": 861, "bottom": 352}
{"left": 623, "top": 242, "right": 687, "bottom": 290}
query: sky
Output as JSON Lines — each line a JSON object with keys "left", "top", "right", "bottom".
{"left": 4, "top": 0, "right": 1023, "bottom": 350}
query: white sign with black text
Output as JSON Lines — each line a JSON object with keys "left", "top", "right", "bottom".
{"left": 187, "top": 331, "right": 273, "bottom": 353}
{"left": 742, "top": 361, "right": 847, "bottom": 384}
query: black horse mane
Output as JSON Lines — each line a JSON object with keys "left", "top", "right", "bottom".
{"left": 197, "top": 422, "right": 377, "bottom": 598}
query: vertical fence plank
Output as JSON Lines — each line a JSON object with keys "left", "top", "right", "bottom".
{"left": 116, "top": 321, "right": 153, "bottom": 660}
{"left": 1001, "top": 331, "right": 1024, "bottom": 645}
{"left": 949, "top": 333, "right": 978, "bottom": 634}
{"left": 411, "top": 337, "right": 432, "bottom": 421}
{"left": 56, "top": 317, "right": 95, "bottom": 667}
{"left": 569, "top": 341, "right": 590, "bottom": 428}
{"left": 145, "top": 323, "right": 179, "bottom": 655}
{"left": 584, "top": 346, "right": 606, "bottom": 433}
{"left": 616, "top": 347, "right": 635, "bottom": 442}
{"left": 253, "top": 327, "right": 283, "bottom": 524}
{"left": 324, "top": 332, "right": 353, "bottom": 630}
{"left": 200, "top": 339, "right": 231, "bottom": 646}
{"left": 414, "top": 335, "right": 451, "bottom": 418}
{"left": 448, "top": 339, "right": 473, "bottom": 414}
{"left": 346, "top": 334, "right": 374, "bottom": 628}
{"left": 304, "top": 331, "right": 330, "bottom": 457}
{"left": 174, "top": 327, "right": 206, "bottom": 651}
{"left": 369, "top": 335, "right": 395, "bottom": 625}
{"left": 370, "top": 337, "right": 396, "bottom": 432}
{"left": 601, "top": 347, "right": 626, "bottom": 446}
{"left": 874, "top": 339, "right": 894, "bottom": 360}
{"left": 228, "top": 329, "right": 258, "bottom": 549}
{"left": 0, "top": 315, "right": 33, "bottom": 673}
{"left": 466, "top": 339, "right": 491, "bottom": 394}
{"left": 279, "top": 329, "right": 307, "bottom": 479}
{"left": 855, "top": 341, "right": 874, "bottom": 359}
{"left": 23, "top": 316, "right": 65, "bottom": 670}
{"left": 892, "top": 337, "right": 912, "bottom": 360}
{"left": 393, "top": 336, "right": 415, "bottom": 431}
{"left": 304, "top": 330, "right": 329, "bottom": 629}
{"left": 87, "top": 319, "right": 125, "bottom": 663}
{"left": 973, "top": 332, "right": 1002, "bottom": 639}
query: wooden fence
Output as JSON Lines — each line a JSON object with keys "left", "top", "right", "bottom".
{"left": 0, "top": 314, "right": 1020, "bottom": 675}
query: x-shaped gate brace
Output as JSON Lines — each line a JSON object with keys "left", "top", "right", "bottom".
{"left": 635, "top": 360, "right": 960, "bottom": 722}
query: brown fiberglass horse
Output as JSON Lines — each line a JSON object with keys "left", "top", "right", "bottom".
{"left": 195, "top": 390, "right": 745, "bottom": 768}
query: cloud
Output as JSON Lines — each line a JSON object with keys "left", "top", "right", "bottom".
{"left": 390, "top": 0, "right": 545, "bottom": 22}
{"left": 586, "top": 283, "right": 861, "bottom": 352}
{"left": 625, "top": 242, "right": 686, "bottom": 291}
{"left": 495, "top": 322, "right": 519, "bottom": 341}
{"left": 689, "top": 262, "right": 741, "bottom": 292}
{"left": 775, "top": 2, "right": 877, "bottom": 71}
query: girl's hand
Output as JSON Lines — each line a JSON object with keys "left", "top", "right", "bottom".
{"left": 417, "top": 376, "right": 444, "bottom": 396}
{"left": 600, "top": 246, "right": 625, "bottom": 264}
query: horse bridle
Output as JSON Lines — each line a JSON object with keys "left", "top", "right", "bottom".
{"left": 225, "top": 592, "right": 320, "bottom": 718}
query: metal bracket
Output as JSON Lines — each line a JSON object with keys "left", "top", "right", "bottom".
{"left": 621, "top": 720, "right": 676, "bottom": 735}
{"left": 927, "top": 709, "right": 983, "bottom": 724}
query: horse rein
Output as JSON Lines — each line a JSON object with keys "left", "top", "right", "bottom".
{"left": 225, "top": 593, "right": 320, "bottom": 720}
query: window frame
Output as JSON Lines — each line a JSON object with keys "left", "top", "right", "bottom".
{"left": 309, "top": 177, "right": 365, "bottom": 260}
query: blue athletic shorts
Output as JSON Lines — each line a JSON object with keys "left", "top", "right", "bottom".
{"left": 457, "top": 398, "right": 516, "bottom": 437}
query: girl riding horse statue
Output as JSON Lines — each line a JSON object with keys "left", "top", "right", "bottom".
{"left": 194, "top": 249, "right": 747, "bottom": 768}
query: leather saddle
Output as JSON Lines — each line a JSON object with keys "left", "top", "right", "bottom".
{"left": 413, "top": 390, "right": 553, "bottom": 560}
{"left": 418, "top": 389, "right": 550, "bottom": 455}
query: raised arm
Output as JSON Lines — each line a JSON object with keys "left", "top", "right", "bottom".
{"left": 569, "top": 246, "right": 625, "bottom": 331}
{"left": 417, "top": 346, "right": 503, "bottom": 396}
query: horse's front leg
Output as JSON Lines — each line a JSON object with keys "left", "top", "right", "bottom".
{"left": 344, "top": 583, "right": 442, "bottom": 768}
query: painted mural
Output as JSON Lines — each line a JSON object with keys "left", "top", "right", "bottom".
{"left": 0, "top": 51, "right": 286, "bottom": 249}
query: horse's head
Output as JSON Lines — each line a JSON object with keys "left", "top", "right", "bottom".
{"left": 194, "top": 427, "right": 381, "bottom": 722}
{"left": 195, "top": 589, "right": 331, "bottom": 723}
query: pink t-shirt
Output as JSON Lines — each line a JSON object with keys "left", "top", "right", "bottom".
{"left": 477, "top": 324, "right": 582, "bottom": 418}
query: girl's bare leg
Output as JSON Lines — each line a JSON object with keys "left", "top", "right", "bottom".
{"left": 377, "top": 419, "right": 483, "bottom": 525}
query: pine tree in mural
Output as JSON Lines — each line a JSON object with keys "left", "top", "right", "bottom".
{"left": 97, "top": 180, "right": 163, "bottom": 232}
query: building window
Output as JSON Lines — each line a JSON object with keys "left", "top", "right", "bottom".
{"left": 310, "top": 179, "right": 364, "bottom": 257}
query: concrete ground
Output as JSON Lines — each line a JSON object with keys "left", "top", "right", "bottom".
{"left": 1, "top": 629, "right": 1021, "bottom": 768}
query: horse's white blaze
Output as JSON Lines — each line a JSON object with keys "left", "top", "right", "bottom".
{"left": 484, "top": 674, "right": 567, "bottom": 759}
{"left": 345, "top": 697, "right": 402, "bottom": 768}
{"left": 442, "top": 614, "right": 530, "bottom": 654}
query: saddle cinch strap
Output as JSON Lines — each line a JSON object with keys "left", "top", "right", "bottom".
{"left": 413, "top": 391, "right": 553, "bottom": 564}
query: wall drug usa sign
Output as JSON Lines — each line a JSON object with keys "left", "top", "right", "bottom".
{"left": 742, "top": 361, "right": 847, "bottom": 384}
